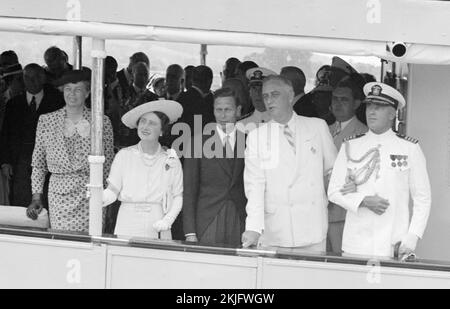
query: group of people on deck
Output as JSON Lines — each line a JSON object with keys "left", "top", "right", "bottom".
{"left": 0, "top": 48, "right": 431, "bottom": 259}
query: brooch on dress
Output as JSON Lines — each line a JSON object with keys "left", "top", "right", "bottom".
{"left": 165, "top": 149, "right": 178, "bottom": 171}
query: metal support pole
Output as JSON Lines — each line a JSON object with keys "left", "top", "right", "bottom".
{"left": 73, "top": 36, "right": 82, "bottom": 69}
{"left": 200, "top": 44, "right": 208, "bottom": 65}
{"left": 380, "top": 59, "right": 385, "bottom": 83}
{"left": 88, "top": 38, "right": 106, "bottom": 236}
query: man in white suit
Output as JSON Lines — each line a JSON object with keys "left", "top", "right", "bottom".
{"left": 327, "top": 75, "right": 368, "bottom": 253}
{"left": 242, "top": 75, "right": 337, "bottom": 250}
{"left": 328, "top": 82, "right": 431, "bottom": 258}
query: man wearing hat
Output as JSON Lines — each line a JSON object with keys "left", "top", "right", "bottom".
{"left": 237, "top": 67, "right": 275, "bottom": 133}
{"left": 310, "top": 57, "right": 356, "bottom": 125}
{"left": 328, "top": 82, "right": 431, "bottom": 258}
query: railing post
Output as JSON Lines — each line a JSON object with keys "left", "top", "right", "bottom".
{"left": 73, "top": 36, "right": 82, "bottom": 69}
{"left": 200, "top": 44, "right": 207, "bottom": 65}
{"left": 88, "top": 38, "right": 106, "bottom": 236}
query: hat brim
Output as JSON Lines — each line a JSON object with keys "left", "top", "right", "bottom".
{"left": 54, "top": 69, "right": 91, "bottom": 87}
{"left": 311, "top": 85, "right": 333, "bottom": 93}
{"left": 363, "top": 82, "right": 406, "bottom": 109}
{"left": 0, "top": 70, "right": 22, "bottom": 79}
{"left": 245, "top": 67, "right": 277, "bottom": 80}
{"left": 121, "top": 100, "right": 183, "bottom": 129}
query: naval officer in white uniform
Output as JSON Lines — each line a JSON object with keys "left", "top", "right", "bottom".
{"left": 328, "top": 82, "right": 431, "bottom": 258}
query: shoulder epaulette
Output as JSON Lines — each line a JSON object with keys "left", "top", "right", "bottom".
{"left": 343, "top": 133, "right": 366, "bottom": 142}
{"left": 396, "top": 134, "right": 419, "bottom": 144}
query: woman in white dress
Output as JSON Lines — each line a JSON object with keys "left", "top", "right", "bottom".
{"left": 102, "top": 100, "right": 183, "bottom": 239}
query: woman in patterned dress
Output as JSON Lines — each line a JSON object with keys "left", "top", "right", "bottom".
{"left": 26, "top": 70, "right": 114, "bottom": 232}
{"left": 102, "top": 100, "right": 183, "bottom": 239}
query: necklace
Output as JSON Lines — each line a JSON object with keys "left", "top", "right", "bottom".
{"left": 137, "top": 142, "right": 161, "bottom": 167}
{"left": 344, "top": 141, "right": 381, "bottom": 186}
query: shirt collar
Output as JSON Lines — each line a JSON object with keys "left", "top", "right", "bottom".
{"left": 26, "top": 90, "right": 44, "bottom": 107}
{"left": 367, "top": 128, "right": 395, "bottom": 140}
{"left": 339, "top": 116, "right": 355, "bottom": 131}
{"left": 278, "top": 112, "right": 296, "bottom": 131}
{"left": 216, "top": 124, "right": 236, "bottom": 144}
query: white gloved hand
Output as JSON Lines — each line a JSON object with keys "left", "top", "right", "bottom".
{"left": 102, "top": 188, "right": 117, "bottom": 207}
{"left": 399, "top": 233, "right": 419, "bottom": 256}
{"left": 153, "top": 218, "right": 171, "bottom": 232}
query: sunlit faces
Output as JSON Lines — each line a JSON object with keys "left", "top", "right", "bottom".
{"left": 331, "top": 87, "right": 359, "bottom": 122}
{"left": 63, "top": 82, "right": 90, "bottom": 108}
{"left": 365, "top": 102, "right": 396, "bottom": 134}
{"left": 262, "top": 80, "right": 294, "bottom": 124}
{"left": 214, "top": 96, "right": 241, "bottom": 132}
{"left": 137, "top": 112, "right": 163, "bottom": 141}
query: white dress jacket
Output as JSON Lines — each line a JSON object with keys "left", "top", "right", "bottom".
{"left": 328, "top": 129, "right": 431, "bottom": 257}
{"left": 244, "top": 114, "right": 337, "bottom": 247}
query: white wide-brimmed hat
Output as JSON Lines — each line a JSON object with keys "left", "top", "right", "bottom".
{"left": 121, "top": 100, "right": 183, "bottom": 129}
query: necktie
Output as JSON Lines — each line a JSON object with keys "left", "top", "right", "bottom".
{"left": 284, "top": 124, "right": 296, "bottom": 153}
{"left": 30, "top": 96, "right": 37, "bottom": 113}
{"left": 333, "top": 122, "right": 342, "bottom": 137}
{"left": 224, "top": 134, "right": 234, "bottom": 159}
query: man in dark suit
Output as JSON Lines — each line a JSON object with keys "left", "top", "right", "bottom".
{"left": 165, "top": 64, "right": 185, "bottom": 101}
{"left": 117, "top": 52, "right": 149, "bottom": 100}
{"left": 183, "top": 87, "right": 247, "bottom": 247}
{"left": 0, "top": 63, "right": 64, "bottom": 207}
{"left": 280, "top": 66, "right": 318, "bottom": 118}
{"left": 177, "top": 65, "right": 215, "bottom": 136}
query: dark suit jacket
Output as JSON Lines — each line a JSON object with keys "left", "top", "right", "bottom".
{"left": 183, "top": 129, "right": 247, "bottom": 238}
{"left": 293, "top": 92, "right": 318, "bottom": 118}
{"left": 117, "top": 68, "right": 131, "bottom": 99}
{"left": 0, "top": 85, "right": 65, "bottom": 166}
{"left": 177, "top": 87, "right": 215, "bottom": 135}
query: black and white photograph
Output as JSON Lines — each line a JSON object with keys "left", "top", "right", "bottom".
{"left": 0, "top": 0, "right": 449, "bottom": 291}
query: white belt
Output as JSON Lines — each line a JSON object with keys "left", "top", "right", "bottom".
{"left": 121, "top": 202, "right": 162, "bottom": 213}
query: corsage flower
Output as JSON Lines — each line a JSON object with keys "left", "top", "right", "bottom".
{"left": 165, "top": 148, "right": 178, "bottom": 170}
